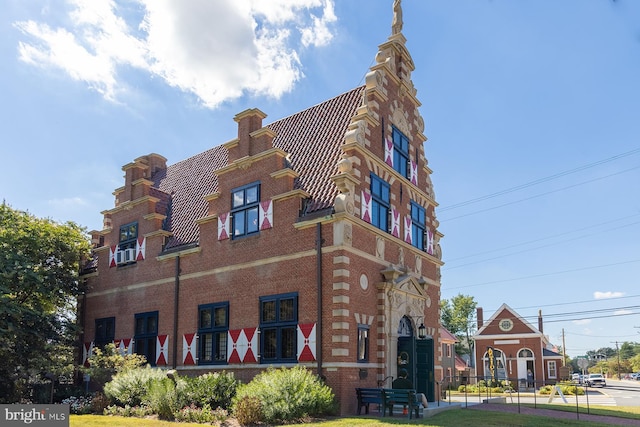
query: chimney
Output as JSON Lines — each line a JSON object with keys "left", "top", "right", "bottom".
{"left": 538, "top": 310, "right": 543, "bottom": 333}
{"left": 232, "top": 108, "right": 267, "bottom": 161}
{"left": 477, "top": 307, "right": 483, "bottom": 329}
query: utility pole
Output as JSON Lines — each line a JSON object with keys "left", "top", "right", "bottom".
{"left": 612, "top": 341, "right": 621, "bottom": 380}
{"left": 561, "top": 328, "right": 566, "bottom": 366}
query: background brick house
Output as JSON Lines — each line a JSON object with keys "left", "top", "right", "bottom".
{"left": 473, "top": 304, "right": 564, "bottom": 389}
{"left": 79, "top": 3, "right": 444, "bottom": 414}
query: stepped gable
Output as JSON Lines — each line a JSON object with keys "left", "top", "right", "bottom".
{"left": 154, "top": 86, "right": 365, "bottom": 250}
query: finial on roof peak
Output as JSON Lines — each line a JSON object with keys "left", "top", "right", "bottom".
{"left": 392, "top": 0, "right": 403, "bottom": 35}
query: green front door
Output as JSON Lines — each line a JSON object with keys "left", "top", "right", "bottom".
{"left": 416, "top": 338, "right": 435, "bottom": 401}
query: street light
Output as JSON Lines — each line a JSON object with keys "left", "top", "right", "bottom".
{"left": 414, "top": 316, "right": 426, "bottom": 339}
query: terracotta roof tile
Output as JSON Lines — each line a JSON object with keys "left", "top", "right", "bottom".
{"left": 155, "top": 86, "right": 364, "bottom": 250}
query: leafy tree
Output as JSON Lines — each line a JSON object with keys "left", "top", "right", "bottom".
{"left": 440, "top": 294, "right": 477, "bottom": 356}
{"left": 619, "top": 341, "right": 639, "bottom": 360}
{"left": 83, "top": 343, "right": 147, "bottom": 389}
{"left": 0, "top": 203, "right": 91, "bottom": 402}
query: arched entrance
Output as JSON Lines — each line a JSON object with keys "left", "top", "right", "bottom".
{"left": 380, "top": 266, "right": 435, "bottom": 401}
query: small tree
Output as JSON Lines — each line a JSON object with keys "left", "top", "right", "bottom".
{"left": 83, "top": 343, "right": 147, "bottom": 389}
{"left": 440, "top": 294, "right": 478, "bottom": 356}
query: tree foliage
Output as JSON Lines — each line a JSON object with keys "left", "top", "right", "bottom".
{"left": 440, "top": 294, "right": 478, "bottom": 355}
{"left": 0, "top": 203, "right": 91, "bottom": 402}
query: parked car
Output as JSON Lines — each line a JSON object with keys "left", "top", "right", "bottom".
{"left": 571, "top": 373, "right": 581, "bottom": 383}
{"left": 586, "top": 373, "right": 606, "bottom": 387}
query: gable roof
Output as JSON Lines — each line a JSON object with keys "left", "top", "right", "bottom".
{"left": 475, "top": 303, "right": 539, "bottom": 336}
{"left": 153, "top": 86, "right": 365, "bottom": 250}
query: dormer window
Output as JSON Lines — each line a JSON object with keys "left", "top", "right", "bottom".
{"left": 232, "top": 182, "right": 260, "bottom": 238}
{"left": 117, "top": 222, "right": 138, "bottom": 264}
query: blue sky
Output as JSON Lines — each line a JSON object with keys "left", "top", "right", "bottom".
{"left": 1, "top": 0, "right": 639, "bottom": 357}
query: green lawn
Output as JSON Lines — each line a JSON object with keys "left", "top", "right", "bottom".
{"left": 71, "top": 405, "right": 640, "bottom": 427}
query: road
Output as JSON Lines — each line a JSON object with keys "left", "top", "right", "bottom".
{"left": 600, "top": 379, "right": 640, "bottom": 407}
{"left": 443, "top": 379, "right": 640, "bottom": 407}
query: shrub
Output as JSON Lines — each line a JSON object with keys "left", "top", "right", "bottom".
{"left": 104, "top": 404, "right": 154, "bottom": 418}
{"left": 174, "top": 403, "right": 228, "bottom": 425}
{"left": 142, "top": 377, "right": 181, "bottom": 421}
{"left": 103, "top": 366, "right": 166, "bottom": 407}
{"left": 233, "top": 395, "right": 264, "bottom": 426}
{"left": 61, "top": 395, "right": 93, "bottom": 414}
{"left": 232, "top": 366, "right": 335, "bottom": 425}
{"left": 83, "top": 344, "right": 147, "bottom": 388}
{"left": 182, "top": 371, "right": 239, "bottom": 410}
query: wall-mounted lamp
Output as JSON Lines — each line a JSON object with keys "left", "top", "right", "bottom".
{"left": 415, "top": 316, "right": 427, "bottom": 339}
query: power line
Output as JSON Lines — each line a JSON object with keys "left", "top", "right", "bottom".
{"left": 438, "top": 147, "right": 640, "bottom": 212}
{"left": 446, "top": 259, "right": 640, "bottom": 290}
{"left": 439, "top": 165, "right": 640, "bottom": 222}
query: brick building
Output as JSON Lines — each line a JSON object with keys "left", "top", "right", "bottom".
{"left": 473, "top": 304, "right": 564, "bottom": 389}
{"left": 79, "top": 2, "right": 443, "bottom": 414}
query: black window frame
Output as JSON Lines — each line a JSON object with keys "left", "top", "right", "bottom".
{"left": 94, "top": 317, "right": 115, "bottom": 349}
{"left": 259, "top": 292, "right": 298, "bottom": 364}
{"left": 410, "top": 201, "right": 426, "bottom": 251}
{"left": 357, "top": 324, "right": 369, "bottom": 363}
{"left": 370, "top": 174, "right": 390, "bottom": 233}
{"left": 392, "top": 127, "right": 410, "bottom": 178}
{"left": 134, "top": 310, "right": 158, "bottom": 366}
{"left": 197, "top": 302, "right": 229, "bottom": 365}
{"left": 231, "top": 182, "right": 260, "bottom": 239}
{"left": 119, "top": 222, "right": 138, "bottom": 251}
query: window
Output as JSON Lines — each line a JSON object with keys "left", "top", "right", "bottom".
{"left": 548, "top": 361, "right": 557, "bottom": 379}
{"left": 119, "top": 222, "right": 138, "bottom": 250}
{"left": 231, "top": 183, "right": 260, "bottom": 238}
{"left": 392, "top": 127, "right": 409, "bottom": 178}
{"left": 411, "top": 201, "right": 425, "bottom": 250}
{"left": 370, "top": 174, "right": 389, "bottom": 232}
{"left": 117, "top": 222, "right": 138, "bottom": 265}
{"left": 357, "top": 325, "right": 369, "bottom": 362}
{"left": 442, "top": 343, "right": 451, "bottom": 358}
{"left": 95, "top": 317, "right": 115, "bottom": 348}
{"left": 198, "top": 302, "right": 229, "bottom": 364}
{"left": 484, "top": 348, "right": 507, "bottom": 380}
{"left": 260, "top": 293, "right": 297, "bottom": 363}
{"left": 134, "top": 311, "right": 158, "bottom": 366}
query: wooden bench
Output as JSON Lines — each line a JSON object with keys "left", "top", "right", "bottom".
{"left": 382, "top": 389, "right": 420, "bottom": 419}
{"left": 355, "top": 388, "right": 383, "bottom": 415}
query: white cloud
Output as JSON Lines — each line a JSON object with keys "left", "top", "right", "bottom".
{"left": 14, "top": 0, "right": 337, "bottom": 108}
{"left": 572, "top": 319, "right": 591, "bottom": 326}
{"left": 593, "top": 291, "right": 625, "bottom": 299}
{"left": 614, "top": 309, "right": 632, "bottom": 316}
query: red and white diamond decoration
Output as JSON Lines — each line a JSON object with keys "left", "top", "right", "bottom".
{"left": 404, "top": 216, "right": 412, "bottom": 244}
{"left": 108, "top": 245, "right": 117, "bottom": 268}
{"left": 114, "top": 338, "right": 134, "bottom": 355}
{"left": 297, "top": 323, "right": 317, "bottom": 362}
{"left": 426, "top": 228, "right": 434, "bottom": 255}
{"left": 135, "top": 237, "right": 146, "bottom": 261}
{"left": 390, "top": 207, "right": 400, "bottom": 238}
{"left": 156, "top": 335, "right": 168, "bottom": 366}
{"left": 259, "top": 200, "right": 273, "bottom": 230}
{"left": 218, "top": 212, "right": 230, "bottom": 240}
{"left": 82, "top": 341, "right": 94, "bottom": 367}
{"left": 410, "top": 160, "right": 418, "bottom": 185}
{"left": 384, "top": 136, "right": 394, "bottom": 167}
{"left": 361, "top": 191, "right": 372, "bottom": 223}
{"left": 182, "top": 333, "right": 197, "bottom": 365}
{"left": 227, "top": 328, "right": 258, "bottom": 364}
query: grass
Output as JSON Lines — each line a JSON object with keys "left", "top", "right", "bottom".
{"left": 71, "top": 405, "right": 639, "bottom": 427}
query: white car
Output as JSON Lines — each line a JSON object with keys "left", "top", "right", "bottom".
{"left": 586, "top": 373, "right": 606, "bottom": 387}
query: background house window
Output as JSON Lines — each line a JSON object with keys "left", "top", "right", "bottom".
{"left": 411, "top": 201, "right": 425, "bottom": 250}
{"left": 134, "top": 311, "right": 158, "bottom": 366}
{"left": 548, "top": 360, "right": 557, "bottom": 379}
{"left": 260, "top": 293, "right": 297, "bottom": 363}
{"left": 198, "top": 302, "right": 229, "bottom": 364}
{"left": 370, "top": 174, "right": 389, "bottom": 233}
{"left": 231, "top": 183, "right": 260, "bottom": 238}
{"left": 95, "top": 317, "right": 115, "bottom": 348}
{"left": 392, "top": 127, "right": 409, "bottom": 178}
{"left": 357, "top": 325, "right": 369, "bottom": 362}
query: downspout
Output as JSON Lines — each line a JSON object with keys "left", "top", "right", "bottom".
{"left": 172, "top": 256, "right": 180, "bottom": 369}
{"left": 316, "top": 222, "right": 324, "bottom": 379}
